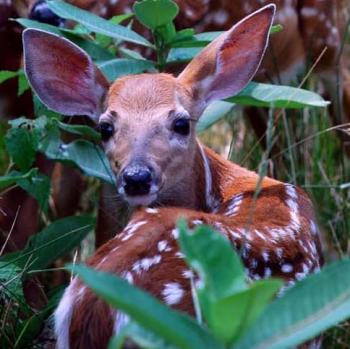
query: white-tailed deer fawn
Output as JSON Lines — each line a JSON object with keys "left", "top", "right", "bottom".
{"left": 23, "top": 4, "right": 323, "bottom": 348}
{"left": 8, "top": 0, "right": 349, "bottom": 252}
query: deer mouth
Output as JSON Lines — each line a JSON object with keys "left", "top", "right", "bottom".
{"left": 118, "top": 185, "right": 159, "bottom": 207}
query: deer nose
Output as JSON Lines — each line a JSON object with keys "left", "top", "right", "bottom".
{"left": 123, "top": 166, "right": 153, "bottom": 196}
{"left": 29, "top": 0, "right": 65, "bottom": 26}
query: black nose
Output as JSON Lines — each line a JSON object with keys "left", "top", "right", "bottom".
{"left": 123, "top": 166, "right": 152, "bottom": 196}
{"left": 29, "top": 0, "right": 65, "bottom": 26}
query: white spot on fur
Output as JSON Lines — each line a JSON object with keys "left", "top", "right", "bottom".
{"left": 255, "top": 229, "right": 267, "bottom": 241}
{"left": 162, "top": 282, "right": 184, "bottom": 305}
{"left": 262, "top": 251, "right": 269, "bottom": 262}
{"left": 182, "top": 269, "right": 194, "bottom": 279}
{"left": 158, "top": 240, "right": 171, "bottom": 252}
{"left": 175, "top": 251, "right": 184, "bottom": 259}
{"left": 121, "top": 271, "right": 134, "bottom": 284}
{"left": 264, "top": 267, "right": 272, "bottom": 278}
{"left": 225, "top": 193, "right": 243, "bottom": 217}
{"left": 276, "top": 248, "right": 284, "bottom": 259}
{"left": 171, "top": 228, "right": 179, "bottom": 239}
{"left": 132, "top": 255, "right": 161, "bottom": 274}
{"left": 145, "top": 208, "right": 158, "bottom": 214}
{"left": 192, "top": 219, "right": 203, "bottom": 226}
{"left": 281, "top": 264, "right": 294, "bottom": 273}
{"left": 121, "top": 220, "right": 147, "bottom": 241}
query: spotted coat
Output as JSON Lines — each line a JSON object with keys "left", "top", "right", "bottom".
{"left": 55, "top": 146, "right": 323, "bottom": 349}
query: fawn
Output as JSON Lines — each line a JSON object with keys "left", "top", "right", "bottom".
{"left": 23, "top": 4, "right": 323, "bottom": 348}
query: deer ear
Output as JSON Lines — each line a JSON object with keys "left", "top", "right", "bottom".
{"left": 178, "top": 4, "right": 275, "bottom": 108}
{"left": 23, "top": 29, "right": 109, "bottom": 122}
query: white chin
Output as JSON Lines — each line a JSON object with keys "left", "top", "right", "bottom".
{"left": 125, "top": 194, "right": 157, "bottom": 207}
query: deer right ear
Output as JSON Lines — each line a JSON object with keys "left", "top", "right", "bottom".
{"left": 23, "top": 29, "right": 109, "bottom": 121}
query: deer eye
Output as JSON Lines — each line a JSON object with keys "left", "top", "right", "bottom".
{"left": 172, "top": 118, "right": 190, "bottom": 136}
{"left": 98, "top": 122, "right": 114, "bottom": 141}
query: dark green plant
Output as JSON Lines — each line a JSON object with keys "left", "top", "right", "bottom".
{"left": 72, "top": 222, "right": 350, "bottom": 349}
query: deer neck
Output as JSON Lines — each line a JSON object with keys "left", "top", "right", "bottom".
{"left": 153, "top": 141, "right": 233, "bottom": 212}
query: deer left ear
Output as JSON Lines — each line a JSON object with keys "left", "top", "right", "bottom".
{"left": 177, "top": 4, "right": 275, "bottom": 108}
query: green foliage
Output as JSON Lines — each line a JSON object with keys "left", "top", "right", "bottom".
{"left": 0, "top": 216, "right": 95, "bottom": 272}
{"left": 5, "top": 127, "right": 39, "bottom": 171}
{"left": 133, "top": 0, "right": 179, "bottom": 30}
{"left": 47, "top": 0, "right": 152, "bottom": 47}
{"left": 70, "top": 262, "right": 223, "bottom": 349}
{"left": 72, "top": 224, "right": 350, "bottom": 349}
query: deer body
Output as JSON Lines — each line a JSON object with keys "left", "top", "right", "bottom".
{"left": 55, "top": 145, "right": 322, "bottom": 348}
{"left": 23, "top": 5, "right": 323, "bottom": 348}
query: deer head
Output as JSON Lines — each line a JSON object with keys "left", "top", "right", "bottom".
{"left": 23, "top": 4, "right": 275, "bottom": 207}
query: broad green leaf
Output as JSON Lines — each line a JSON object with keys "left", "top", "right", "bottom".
{"left": 228, "top": 82, "right": 330, "bottom": 109}
{"left": 16, "top": 18, "right": 62, "bottom": 35}
{"left": 202, "top": 280, "right": 282, "bottom": 344}
{"left": 0, "top": 70, "right": 19, "bottom": 84}
{"left": 33, "top": 94, "right": 61, "bottom": 120}
{"left": 57, "top": 120, "right": 101, "bottom": 141}
{"left": 5, "top": 127, "right": 39, "bottom": 171}
{"left": 178, "top": 222, "right": 246, "bottom": 299}
{"left": 119, "top": 47, "right": 147, "bottom": 60}
{"left": 0, "top": 216, "right": 95, "bottom": 272}
{"left": 17, "top": 172, "right": 50, "bottom": 213}
{"left": 98, "top": 59, "right": 155, "bottom": 81}
{"left": 271, "top": 24, "right": 283, "bottom": 34}
{"left": 65, "top": 34, "right": 115, "bottom": 61}
{"left": 17, "top": 19, "right": 114, "bottom": 61}
{"left": 235, "top": 259, "right": 350, "bottom": 349}
{"left": 43, "top": 137, "right": 115, "bottom": 185}
{"left": 167, "top": 47, "right": 201, "bottom": 63}
{"left": 0, "top": 168, "right": 37, "bottom": 190}
{"left": 133, "top": 0, "right": 179, "bottom": 30}
{"left": 17, "top": 71, "right": 30, "bottom": 96}
{"left": 0, "top": 262, "right": 23, "bottom": 299}
{"left": 196, "top": 101, "right": 234, "bottom": 133}
{"left": 112, "top": 322, "right": 178, "bottom": 349}
{"left": 72, "top": 264, "right": 223, "bottom": 349}
{"left": 47, "top": 0, "right": 152, "bottom": 47}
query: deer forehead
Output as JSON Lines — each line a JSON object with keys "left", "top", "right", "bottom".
{"left": 105, "top": 73, "right": 192, "bottom": 120}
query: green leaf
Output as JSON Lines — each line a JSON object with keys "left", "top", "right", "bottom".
{"left": 167, "top": 47, "right": 201, "bottom": 63}
{"left": 227, "top": 82, "right": 330, "bottom": 109}
{"left": 196, "top": 101, "right": 234, "bottom": 133}
{"left": 42, "top": 136, "right": 115, "bottom": 185}
{"left": 0, "top": 70, "right": 19, "bottom": 84}
{"left": 133, "top": 0, "right": 179, "bottom": 30}
{"left": 235, "top": 259, "right": 350, "bottom": 349}
{"left": 0, "top": 216, "right": 95, "bottom": 272}
{"left": 57, "top": 120, "right": 101, "bottom": 141}
{"left": 0, "top": 262, "right": 23, "bottom": 299}
{"left": 16, "top": 18, "right": 62, "bottom": 35}
{"left": 98, "top": 59, "right": 155, "bottom": 81}
{"left": 271, "top": 24, "right": 283, "bottom": 34}
{"left": 202, "top": 280, "right": 282, "bottom": 344}
{"left": 17, "top": 71, "right": 30, "bottom": 96}
{"left": 5, "top": 127, "right": 39, "bottom": 171}
{"left": 0, "top": 168, "right": 37, "bottom": 190}
{"left": 17, "top": 172, "right": 50, "bottom": 213}
{"left": 178, "top": 221, "right": 246, "bottom": 300}
{"left": 16, "top": 18, "right": 115, "bottom": 61}
{"left": 71, "top": 264, "right": 224, "bottom": 349}
{"left": 65, "top": 34, "right": 115, "bottom": 61}
{"left": 112, "top": 322, "right": 178, "bottom": 349}
{"left": 47, "top": 0, "right": 152, "bottom": 47}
